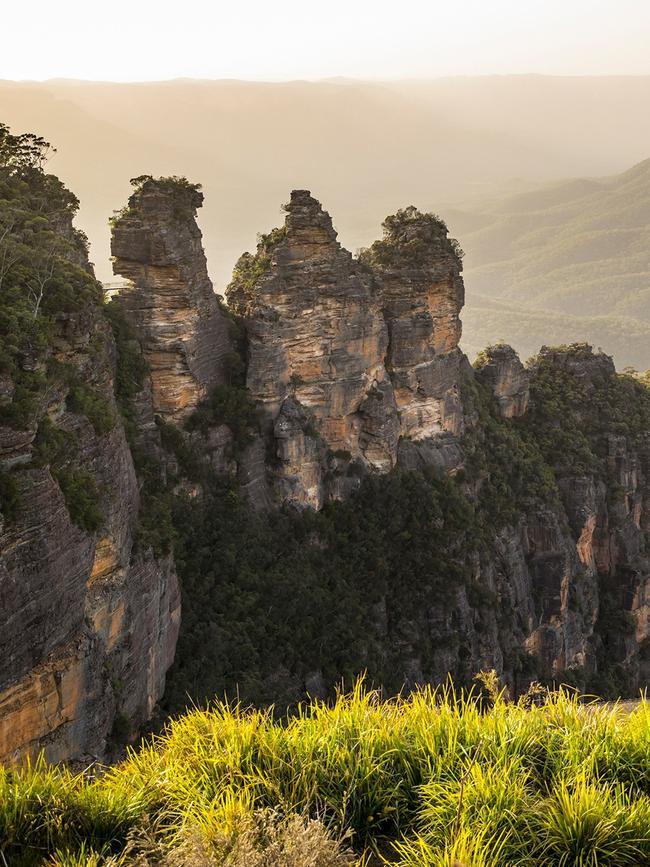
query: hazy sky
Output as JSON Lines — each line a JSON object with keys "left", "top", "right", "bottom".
{"left": 3, "top": 0, "right": 650, "bottom": 81}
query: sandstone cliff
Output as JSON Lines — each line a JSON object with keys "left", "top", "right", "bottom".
{"left": 227, "top": 194, "right": 468, "bottom": 507}
{"left": 217, "top": 194, "right": 649, "bottom": 698}
{"left": 2, "top": 159, "right": 650, "bottom": 766}
{"left": 110, "top": 177, "right": 233, "bottom": 423}
{"left": 0, "top": 168, "right": 179, "bottom": 763}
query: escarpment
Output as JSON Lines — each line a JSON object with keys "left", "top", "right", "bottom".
{"left": 362, "top": 207, "right": 467, "bottom": 442}
{"left": 0, "top": 159, "right": 179, "bottom": 763}
{"left": 2, "top": 145, "right": 650, "bottom": 768}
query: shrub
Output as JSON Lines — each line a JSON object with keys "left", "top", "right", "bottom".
{"left": 54, "top": 468, "right": 103, "bottom": 532}
{"left": 66, "top": 384, "right": 114, "bottom": 435}
{"left": 3, "top": 687, "right": 649, "bottom": 865}
{"left": 185, "top": 384, "right": 260, "bottom": 452}
{"left": 0, "top": 466, "right": 20, "bottom": 522}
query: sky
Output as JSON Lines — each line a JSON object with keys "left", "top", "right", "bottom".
{"left": 3, "top": 0, "right": 650, "bottom": 81}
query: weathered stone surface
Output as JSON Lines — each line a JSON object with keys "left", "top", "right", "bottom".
{"left": 111, "top": 178, "right": 232, "bottom": 423}
{"left": 474, "top": 344, "right": 530, "bottom": 418}
{"left": 363, "top": 207, "right": 467, "bottom": 441}
{"left": 4, "top": 176, "right": 650, "bottom": 762}
{"left": 0, "top": 222, "right": 179, "bottom": 763}
{"left": 227, "top": 194, "right": 468, "bottom": 507}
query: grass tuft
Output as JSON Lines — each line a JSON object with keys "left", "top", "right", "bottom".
{"left": 1, "top": 684, "right": 648, "bottom": 864}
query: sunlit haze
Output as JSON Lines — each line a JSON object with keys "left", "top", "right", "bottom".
{"left": 3, "top": 0, "right": 650, "bottom": 81}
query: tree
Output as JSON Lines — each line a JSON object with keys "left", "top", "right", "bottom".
{"left": 0, "top": 123, "right": 55, "bottom": 171}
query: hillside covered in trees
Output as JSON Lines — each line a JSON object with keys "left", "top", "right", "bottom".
{"left": 455, "top": 159, "right": 650, "bottom": 368}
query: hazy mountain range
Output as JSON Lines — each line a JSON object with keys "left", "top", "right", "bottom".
{"left": 1, "top": 75, "right": 649, "bottom": 367}
{"left": 455, "top": 159, "right": 650, "bottom": 368}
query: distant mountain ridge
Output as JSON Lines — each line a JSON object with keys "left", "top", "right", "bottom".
{"left": 456, "top": 158, "right": 650, "bottom": 368}
{"left": 1, "top": 77, "right": 649, "bottom": 367}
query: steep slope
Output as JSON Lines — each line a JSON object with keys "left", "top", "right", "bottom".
{"left": 2, "top": 133, "right": 649, "bottom": 765}
{"left": 226, "top": 196, "right": 467, "bottom": 508}
{"left": 167, "top": 189, "right": 649, "bottom": 706}
{"left": 110, "top": 176, "right": 233, "bottom": 422}
{"left": 0, "top": 132, "right": 180, "bottom": 763}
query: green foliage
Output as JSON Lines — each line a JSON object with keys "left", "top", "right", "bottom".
{"left": 227, "top": 224, "right": 287, "bottom": 303}
{"left": 54, "top": 468, "right": 103, "bottom": 533}
{"left": 157, "top": 417, "right": 205, "bottom": 481}
{"left": 0, "top": 122, "right": 104, "bottom": 435}
{"left": 185, "top": 384, "right": 260, "bottom": 451}
{"left": 103, "top": 301, "right": 148, "bottom": 406}
{"left": 360, "top": 206, "right": 460, "bottom": 268}
{"left": 31, "top": 413, "right": 105, "bottom": 534}
{"left": 461, "top": 374, "right": 560, "bottom": 529}
{"left": 67, "top": 384, "right": 115, "bottom": 435}
{"left": 165, "top": 469, "right": 476, "bottom": 712}
{"left": 33, "top": 416, "right": 76, "bottom": 466}
{"left": 3, "top": 688, "right": 649, "bottom": 865}
{"left": 0, "top": 466, "right": 20, "bottom": 522}
{"left": 0, "top": 122, "right": 56, "bottom": 171}
{"left": 135, "top": 488, "right": 176, "bottom": 559}
{"left": 130, "top": 174, "right": 201, "bottom": 196}
{"left": 520, "top": 345, "right": 650, "bottom": 478}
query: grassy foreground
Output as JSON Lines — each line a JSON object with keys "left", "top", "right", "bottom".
{"left": 1, "top": 683, "right": 649, "bottom": 866}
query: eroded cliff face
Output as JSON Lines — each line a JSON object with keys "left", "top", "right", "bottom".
{"left": 110, "top": 178, "right": 233, "bottom": 423}
{"left": 0, "top": 198, "right": 179, "bottom": 764}
{"left": 362, "top": 207, "right": 467, "bottom": 442}
{"left": 3, "top": 168, "right": 650, "bottom": 767}
{"left": 219, "top": 194, "right": 649, "bottom": 694}
{"left": 227, "top": 194, "right": 467, "bottom": 507}
{"left": 474, "top": 344, "right": 529, "bottom": 419}
{"left": 526, "top": 348, "right": 650, "bottom": 688}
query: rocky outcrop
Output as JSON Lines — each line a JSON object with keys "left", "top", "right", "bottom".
{"left": 474, "top": 344, "right": 530, "bottom": 418}
{"left": 526, "top": 347, "right": 650, "bottom": 688}
{"left": 111, "top": 178, "right": 233, "bottom": 423}
{"left": 3, "top": 164, "right": 650, "bottom": 768}
{"left": 363, "top": 207, "right": 467, "bottom": 441}
{"left": 227, "top": 194, "right": 466, "bottom": 508}
{"left": 0, "top": 202, "right": 179, "bottom": 763}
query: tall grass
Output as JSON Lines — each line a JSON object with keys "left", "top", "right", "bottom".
{"left": 1, "top": 683, "right": 648, "bottom": 865}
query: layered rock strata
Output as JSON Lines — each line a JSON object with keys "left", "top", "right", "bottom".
{"left": 111, "top": 178, "right": 233, "bottom": 423}
{"left": 0, "top": 288, "right": 179, "bottom": 764}
{"left": 0, "top": 317, "right": 180, "bottom": 761}
{"left": 227, "top": 193, "right": 467, "bottom": 507}
{"left": 3, "top": 172, "right": 650, "bottom": 767}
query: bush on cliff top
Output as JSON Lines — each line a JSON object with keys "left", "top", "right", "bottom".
{"left": 359, "top": 206, "right": 464, "bottom": 267}
{"left": 520, "top": 344, "right": 650, "bottom": 476}
{"left": 2, "top": 686, "right": 649, "bottom": 865}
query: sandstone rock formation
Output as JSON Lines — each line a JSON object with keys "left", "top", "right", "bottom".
{"left": 0, "top": 202, "right": 179, "bottom": 763}
{"left": 3, "top": 169, "right": 650, "bottom": 766}
{"left": 111, "top": 177, "right": 233, "bottom": 423}
{"left": 474, "top": 343, "right": 530, "bottom": 418}
{"left": 362, "top": 206, "right": 467, "bottom": 441}
{"left": 227, "top": 194, "right": 467, "bottom": 507}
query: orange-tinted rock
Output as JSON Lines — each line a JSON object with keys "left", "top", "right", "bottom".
{"left": 474, "top": 344, "right": 530, "bottom": 419}
{"left": 0, "top": 204, "right": 179, "bottom": 763}
{"left": 111, "top": 178, "right": 233, "bottom": 423}
{"left": 227, "top": 194, "right": 467, "bottom": 507}
{"left": 362, "top": 206, "right": 467, "bottom": 441}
